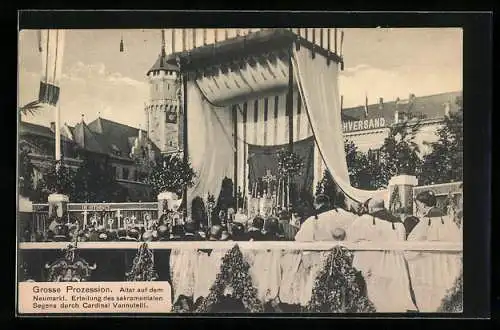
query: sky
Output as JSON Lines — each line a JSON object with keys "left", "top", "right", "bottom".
{"left": 18, "top": 28, "right": 463, "bottom": 128}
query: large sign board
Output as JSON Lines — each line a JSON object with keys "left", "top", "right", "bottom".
{"left": 342, "top": 117, "right": 386, "bottom": 132}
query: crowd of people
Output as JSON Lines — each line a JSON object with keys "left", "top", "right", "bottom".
{"left": 23, "top": 186, "right": 462, "bottom": 246}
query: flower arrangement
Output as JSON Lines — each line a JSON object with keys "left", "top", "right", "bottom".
{"left": 304, "top": 246, "right": 376, "bottom": 313}
{"left": 277, "top": 150, "right": 304, "bottom": 179}
{"left": 195, "top": 245, "right": 263, "bottom": 313}
{"left": 147, "top": 154, "right": 196, "bottom": 196}
{"left": 125, "top": 243, "right": 158, "bottom": 281}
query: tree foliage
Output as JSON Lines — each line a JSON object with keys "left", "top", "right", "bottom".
{"left": 18, "top": 148, "right": 34, "bottom": 197}
{"left": 377, "top": 120, "right": 423, "bottom": 186}
{"left": 420, "top": 99, "right": 463, "bottom": 185}
{"left": 72, "top": 154, "right": 122, "bottom": 202}
{"left": 146, "top": 154, "right": 196, "bottom": 197}
{"left": 345, "top": 139, "right": 384, "bottom": 190}
{"left": 33, "top": 154, "right": 124, "bottom": 203}
{"left": 35, "top": 160, "right": 77, "bottom": 200}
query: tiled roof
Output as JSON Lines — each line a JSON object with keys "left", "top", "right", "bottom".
{"left": 19, "top": 118, "right": 160, "bottom": 160}
{"left": 19, "top": 122, "right": 78, "bottom": 158}
{"left": 19, "top": 121, "right": 72, "bottom": 142}
{"left": 72, "top": 121, "right": 107, "bottom": 155}
{"left": 87, "top": 117, "right": 151, "bottom": 157}
{"left": 341, "top": 91, "right": 462, "bottom": 126}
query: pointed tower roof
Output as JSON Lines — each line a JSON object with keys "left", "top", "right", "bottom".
{"left": 146, "top": 29, "right": 179, "bottom": 75}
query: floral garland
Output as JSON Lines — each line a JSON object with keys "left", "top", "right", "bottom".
{"left": 277, "top": 150, "right": 304, "bottom": 179}
{"left": 304, "top": 246, "right": 376, "bottom": 313}
{"left": 195, "top": 245, "right": 263, "bottom": 313}
{"left": 437, "top": 260, "right": 463, "bottom": 313}
{"left": 125, "top": 243, "right": 158, "bottom": 281}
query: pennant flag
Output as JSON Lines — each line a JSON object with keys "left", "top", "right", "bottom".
{"left": 38, "top": 29, "right": 65, "bottom": 106}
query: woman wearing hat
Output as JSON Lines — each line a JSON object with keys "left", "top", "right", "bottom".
{"left": 406, "top": 190, "right": 462, "bottom": 312}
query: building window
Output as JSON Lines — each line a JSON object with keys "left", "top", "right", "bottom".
{"left": 123, "top": 168, "right": 129, "bottom": 180}
{"left": 134, "top": 169, "right": 139, "bottom": 181}
{"left": 112, "top": 166, "right": 118, "bottom": 179}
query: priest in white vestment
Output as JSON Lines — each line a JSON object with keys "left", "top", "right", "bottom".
{"left": 406, "top": 190, "right": 462, "bottom": 312}
{"left": 280, "top": 195, "right": 357, "bottom": 306}
{"left": 347, "top": 198, "right": 417, "bottom": 312}
{"left": 294, "top": 194, "right": 358, "bottom": 242}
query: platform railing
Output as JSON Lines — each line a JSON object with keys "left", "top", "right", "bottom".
{"left": 18, "top": 240, "right": 463, "bottom": 252}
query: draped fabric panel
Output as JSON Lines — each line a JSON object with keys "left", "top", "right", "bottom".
{"left": 196, "top": 52, "right": 289, "bottom": 107}
{"left": 186, "top": 80, "right": 234, "bottom": 211}
{"left": 292, "top": 46, "right": 384, "bottom": 203}
{"left": 247, "top": 137, "right": 315, "bottom": 195}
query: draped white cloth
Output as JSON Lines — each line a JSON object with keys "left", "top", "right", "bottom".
{"left": 244, "top": 250, "right": 282, "bottom": 303}
{"left": 292, "top": 46, "right": 385, "bottom": 204}
{"left": 186, "top": 80, "right": 234, "bottom": 209}
{"left": 193, "top": 249, "right": 229, "bottom": 300}
{"left": 347, "top": 215, "right": 417, "bottom": 312}
{"left": 278, "top": 250, "right": 329, "bottom": 305}
{"left": 196, "top": 54, "right": 289, "bottom": 107}
{"left": 406, "top": 214, "right": 462, "bottom": 312}
{"left": 169, "top": 249, "right": 198, "bottom": 302}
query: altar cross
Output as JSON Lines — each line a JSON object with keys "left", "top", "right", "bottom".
{"left": 116, "top": 209, "right": 123, "bottom": 228}
{"left": 262, "top": 169, "right": 276, "bottom": 194}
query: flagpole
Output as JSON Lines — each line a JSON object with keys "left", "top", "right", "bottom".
{"left": 55, "top": 103, "right": 61, "bottom": 165}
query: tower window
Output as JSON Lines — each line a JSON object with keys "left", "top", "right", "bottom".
{"left": 123, "top": 168, "right": 129, "bottom": 180}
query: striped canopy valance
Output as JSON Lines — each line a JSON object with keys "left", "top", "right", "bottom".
{"left": 194, "top": 50, "right": 293, "bottom": 107}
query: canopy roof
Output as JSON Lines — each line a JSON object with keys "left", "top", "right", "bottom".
{"left": 166, "top": 29, "right": 343, "bottom": 72}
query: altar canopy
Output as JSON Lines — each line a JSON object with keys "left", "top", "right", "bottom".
{"left": 185, "top": 30, "right": 384, "bottom": 208}
{"left": 292, "top": 46, "right": 383, "bottom": 203}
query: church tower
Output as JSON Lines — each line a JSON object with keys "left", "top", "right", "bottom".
{"left": 145, "top": 30, "right": 182, "bottom": 154}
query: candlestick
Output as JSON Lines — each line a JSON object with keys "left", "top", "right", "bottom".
{"left": 281, "top": 178, "right": 285, "bottom": 208}
{"left": 286, "top": 176, "right": 290, "bottom": 210}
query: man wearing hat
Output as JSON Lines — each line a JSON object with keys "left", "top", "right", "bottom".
{"left": 294, "top": 194, "right": 357, "bottom": 242}
{"left": 347, "top": 197, "right": 416, "bottom": 312}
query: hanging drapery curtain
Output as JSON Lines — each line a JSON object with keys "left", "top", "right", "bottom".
{"left": 292, "top": 46, "right": 384, "bottom": 204}
{"left": 248, "top": 136, "right": 315, "bottom": 195}
{"left": 186, "top": 80, "right": 234, "bottom": 210}
{"left": 196, "top": 53, "right": 289, "bottom": 107}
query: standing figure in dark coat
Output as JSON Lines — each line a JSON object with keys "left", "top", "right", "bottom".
{"left": 247, "top": 217, "right": 265, "bottom": 241}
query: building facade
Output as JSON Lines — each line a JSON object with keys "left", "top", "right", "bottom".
{"left": 19, "top": 117, "right": 161, "bottom": 202}
{"left": 341, "top": 91, "right": 462, "bottom": 154}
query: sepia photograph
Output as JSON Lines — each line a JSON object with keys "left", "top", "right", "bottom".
{"left": 17, "top": 26, "right": 464, "bottom": 314}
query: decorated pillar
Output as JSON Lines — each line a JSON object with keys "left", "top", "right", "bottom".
{"left": 48, "top": 193, "right": 69, "bottom": 221}
{"left": 387, "top": 175, "right": 418, "bottom": 217}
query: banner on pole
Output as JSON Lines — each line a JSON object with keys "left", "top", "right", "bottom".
{"left": 38, "top": 30, "right": 65, "bottom": 106}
